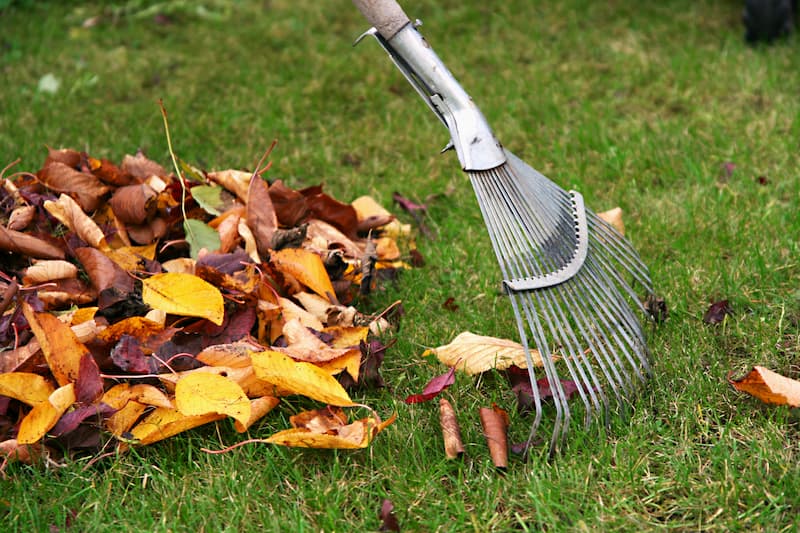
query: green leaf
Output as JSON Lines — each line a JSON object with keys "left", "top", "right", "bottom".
{"left": 191, "top": 184, "right": 231, "bottom": 216}
{"left": 183, "top": 219, "right": 220, "bottom": 259}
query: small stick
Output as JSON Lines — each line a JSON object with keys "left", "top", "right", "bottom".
{"left": 438, "top": 398, "right": 464, "bottom": 459}
{"left": 479, "top": 405, "right": 509, "bottom": 470}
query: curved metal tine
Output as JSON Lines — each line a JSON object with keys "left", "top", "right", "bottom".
{"left": 478, "top": 174, "right": 571, "bottom": 453}
{"left": 587, "top": 216, "right": 652, "bottom": 289}
{"left": 508, "top": 293, "right": 545, "bottom": 445}
{"left": 579, "top": 256, "right": 650, "bottom": 380}
{"left": 570, "top": 263, "right": 645, "bottom": 391}
{"left": 492, "top": 175, "right": 607, "bottom": 422}
{"left": 473, "top": 170, "right": 571, "bottom": 454}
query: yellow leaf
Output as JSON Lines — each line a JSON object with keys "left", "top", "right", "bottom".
{"left": 250, "top": 350, "right": 354, "bottom": 406}
{"left": 17, "top": 384, "right": 76, "bottom": 444}
{"left": 175, "top": 372, "right": 251, "bottom": 426}
{"left": 129, "top": 407, "right": 225, "bottom": 445}
{"left": 271, "top": 248, "right": 335, "bottom": 300}
{"left": 102, "top": 383, "right": 174, "bottom": 436}
{"left": 96, "top": 316, "right": 165, "bottom": 344}
{"left": 22, "top": 301, "right": 90, "bottom": 386}
{"left": 0, "top": 373, "right": 56, "bottom": 406}
{"left": 234, "top": 396, "right": 280, "bottom": 433}
{"left": 70, "top": 306, "right": 98, "bottom": 325}
{"left": 730, "top": 366, "right": 800, "bottom": 407}
{"left": 425, "top": 331, "right": 548, "bottom": 375}
{"left": 266, "top": 408, "right": 395, "bottom": 449}
{"left": 104, "top": 243, "right": 157, "bottom": 271}
{"left": 278, "top": 296, "right": 324, "bottom": 331}
{"left": 316, "top": 349, "right": 361, "bottom": 382}
{"left": 141, "top": 272, "right": 224, "bottom": 325}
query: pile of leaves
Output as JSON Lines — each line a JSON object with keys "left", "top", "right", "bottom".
{"left": 0, "top": 143, "right": 408, "bottom": 469}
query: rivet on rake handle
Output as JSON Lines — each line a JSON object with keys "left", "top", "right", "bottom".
{"left": 352, "top": 0, "right": 654, "bottom": 456}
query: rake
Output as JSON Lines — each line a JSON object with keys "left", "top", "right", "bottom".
{"left": 352, "top": 0, "right": 653, "bottom": 454}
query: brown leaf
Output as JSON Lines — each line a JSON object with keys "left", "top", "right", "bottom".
{"left": 597, "top": 207, "right": 625, "bottom": 235}
{"left": 0, "top": 226, "right": 65, "bottom": 259}
{"left": 44, "top": 193, "right": 108, "bottom": 249}
{"left": 304, "top": 191, "right": 359, "bottom": 239}
{"left": 38, "top": 162, "right": 111, "bottom": 212}
{"left": 305, "top": 219, "right": 362, "bottom": 259}
{"left": 439, "top": 398, "right": 464, "bottom": 459}
{"left": 75, "top": 247, "right": 132, "bottom": 293}
{"left": 730, "top": 366, "right": 800, "bottom": 407}
{"left": 120, "top": 151, "right": 166, "bottom": 180}
{"left": 276, "top": 318, "right": 350, "bottom": 363}
{"left": 704, "top": 300, "right": 732, "bottom": 324}
{"left": 89, "top": 156, "right": 133, "bottom": 187}
{"left": 7, "top": 205, "right": 36, "bottom": 231}
{"left": 22, "top": 260, "right": 78, "bottom": 285}
{"left": 246, "top": 174, "right": 277, "bottom": 259}
{"left": 479, "top": 405, "right": 509, "bottom": 470}
{"left": 44, "top": 146, "right": 81, "bottom": 169}
{"left": 109, "top": 184, "right": 158, "bottom": 224}
{"left": 269, "top": 179, "right": 309, "bottom": 227}
{"left": 207, "top": 169, "right": 252, "bottom": 202}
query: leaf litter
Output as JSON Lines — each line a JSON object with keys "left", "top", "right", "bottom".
{"left": 0, "top": 136, "right": 413, "bottom": 471}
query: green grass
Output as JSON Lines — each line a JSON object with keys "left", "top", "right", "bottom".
{"left": 2, "top": 0, "right": 800, "bottom": 530}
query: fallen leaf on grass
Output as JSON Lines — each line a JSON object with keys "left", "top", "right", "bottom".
{"left": 379, "top": 498, "right": 401, "bottom": 532}
{"left": 439, "top": 398, "right": 464, "bottom": 459}
{"left": 425, "top": 331, "right": 547, "bottom": 375}
{"left": 597, "top": 207, "right": 625, "bottom": 235}
{"left": 404, "top": 367, "right": 456, "bottom": 404}
{"left": 233, "top": 396, "right": 280, "bottom": 433}
{"left": 479, "top": 404, "right": 509, "bottom": 470}
{"left": 266, "top": 406, "right": 396, "bottom": 449}
{"left": 141, "top": 272, "right": 224, "bottom": 325}
{"left": 128, "top": 407, "right": 225, "bottom": 446}
{"left": 704, "top": 300, "right": 732, "bottom": 324}
{"left": 729, "top": 366, "right": 800, "bottom": 407}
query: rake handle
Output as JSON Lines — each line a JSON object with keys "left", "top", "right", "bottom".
{"left": 352, "top": 0, "right": 411, "bottom": 40}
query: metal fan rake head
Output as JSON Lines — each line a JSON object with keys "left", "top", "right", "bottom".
{"left": 351, "top": 0, "right": 654, "bottom": 455}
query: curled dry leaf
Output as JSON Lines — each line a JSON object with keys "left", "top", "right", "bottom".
{"left": 207, "top": 169, "right": 251, "bottom": 203}
{"left": 108, "top": 184, "right": 157, "bottom": 224}
{"left": 7, "top": 205, "right": 36, "bottom": 231}
{"left": 425, "top": 331, "right": 547, "bottom": 375}
{"left": 730, "top": 366, "right": 800, "bottom": 407}
{"left": 479, "top": 404, "right": 509, "bottom": 470}
{"left": 439, "top": 398, "right": 464, "bottom": 459}
{"left": 277, "top": 318, "right": 350, "bottom": 363}
{"left": 246, "top": 173, "right": 277, "bottom": 258}
{"left": 271, "top": 248, "right": 336, "bottom": 300}
{"left": 44, "top": 193, "right": 108, "bottom": 249}
{"left": 0, "top": 226, "right": 65, "bottom": 260}
{"left": 22, "top": 260, "right": 78, "bottom": 285}
{"left": 38, "top": 162, "right": 111, "bottom": 212}
{"left": 120, "top": 151, "right": 166, "bottom": 180}
{"left": 266, "top": 406, "right": 396, "bottom": 449}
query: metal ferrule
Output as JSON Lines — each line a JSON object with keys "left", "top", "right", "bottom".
{"left": 365, "top": 23, "right": 506, "bottom": 171}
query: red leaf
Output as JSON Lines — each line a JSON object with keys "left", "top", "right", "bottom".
{"left": 379, "top": 499, "right": 400, "bottom": 532}
{"left": 404, "top": 366, "right": 456, "bottom": 404}
{"left": 76, "top": 353, "right": 103, "bottom": 405}
{"left": 703, "top": 300, "right": 732, "bottom": 324}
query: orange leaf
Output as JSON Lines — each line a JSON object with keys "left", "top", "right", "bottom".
{"left": 0, "top": 373, "right": 56, "bottom": 406}
{"left": 17, "top": 383, "right": 76, "bottom": 444}
{"left": 271, "top": 248, "right": 335, "bottom": 300}
{"left": 141, "top": 272, "right": 224, "bottom": 325}
{"left": 234, "top": 396, "right": 280, "bottom": 433}
{"left": 250, "top": 350, "right": 354, "bottom": 406}
{"left": 730, "top": 366, "right": 800, "bottom": 407}
{"left": 96, "top": 316, "right": 165, "bottom": 345}
{"left": 129, "top": 407, "right": 225, "bottom": 446}
{"left": 22, "top": 301, "right": 89, "bottom": 386}
{"left": 175, "top": 372, "right": 251, "bottom": 426}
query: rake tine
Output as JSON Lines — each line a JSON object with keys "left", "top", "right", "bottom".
{"left": 352, "top": 0, "right": 654, "bottom": 456}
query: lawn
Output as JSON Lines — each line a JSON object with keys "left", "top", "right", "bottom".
{"left": 1, "top": 0, "right": 799, "bottom": 530}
